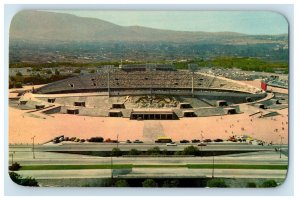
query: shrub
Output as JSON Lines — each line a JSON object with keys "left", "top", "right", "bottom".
{"left": 246, "top": 182, "right": 257, "bottom": 188}
{"left": 128, "top": 148, "right": 140, "bottom": 155}
{"left": 75, "top": 138, "right": 80, "bottom": 142}
{"left": 9, "top": 171, "right": 21, "bottom": 183}
{"left": 20, "top": 177, "right": 39, "bottom": 186}
{"left": 147, "top": 146, "right": 161, "bottom": 155}
{"left": 207, "top": 179, "right": 228, "bottom": 188}
{"left": 55, "top": 69, "right": 60, "bottom": 75}
{"left": 111, "top": 148, "right": 122, "bottom": 157}
{"left": 14, "top": 82, "right": 23, "bottom": 88}
{"left": 9, "top": 172, "right": 39, "bottom": 187}
{"left": 73, "top": 69, "right": 81, "bottom": 73}
{"left": 162, "top": 179, "right": 180, "bottom": 187}
{"left": 9, "top": 162, "right": 21, "bottom": 171}
{"left": 182, "top": 146, "right": 200, "bottom": 155}
{"left": 16, "top": 71, "right": 23, "bottom": 76}
{"left": 80, "top": 139, "right": 86, "bottom": 143}
{"left": 45, "top": 69, "right": 52, "bottom": 74}
{"left": 261, "top": 180, "right": 278, "bottom": 188}
{"left": 142, "top": 179, "right": 158, "bottom": 187}
{"left": 114, "top": 180, "right": 129, "bottom": 187}
{"left": 162, "top": 149, "right": 168, "bottom": 155}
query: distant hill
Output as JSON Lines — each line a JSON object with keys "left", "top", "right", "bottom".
{"left": 9, "top": 10, "right": 288, "bottom": 63}
{"left": 9, "top": 10, "right": 286, "bottom": 43}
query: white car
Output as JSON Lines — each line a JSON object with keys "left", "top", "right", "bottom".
{"left": 166, "top": 142, "right": 177, "bottom": 146}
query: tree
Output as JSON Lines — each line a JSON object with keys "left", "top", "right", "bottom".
{"left": 207, "top": 179, "right": 228, "bottom": 188}
{"left": 111, "top": 147, "right": 122, "bottom": 157}
{"left": 55, "top": 69, "right": 60, "bottom": 75}
{"left": 246, "top": 182, "right": 257, "bottom": 188}
{"left": 74, "top": 68, "right": 81, "bottom": 73}
{"left": 147, "top": 146, "right": 161, "bottom": 155}
{"left": 10, "top": 76, "right": 16, "bottom": 81}
{"left": 16, "top": 71, "right": 23, "bottom": 76}
{"left": 142, "top": 179, "right": 158, "bottom": 187}
{"left": 9, "top": 162, "right": 21, "bottom": 171}
{"left": 45, "top": 69, "right": 52, "bottom": 74}
{"left": 162, "top": 179, "right": 180, "bottom": 187}
{"left": 9, "top": 172, "right": 39, "bottom": 187}
{"left": 114, "top": 180, "right": 129, "bottom": 187}
{"left": 182, "top": 146, "right": 200, "bottom": 156}
{"left": 261, "top": 180, "right": 278, "bottom": 188}
{"left": 162, "top": 149, "right": 168, "bottom": 155}
{"left": 128, "top": 148, "right": 140, "bottom": 155}
{"left": 14, "top": 82, "right": 23, "bottom": 88}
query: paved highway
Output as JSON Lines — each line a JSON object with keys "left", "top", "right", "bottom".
{"left": 17, "top": 168, "right": 287, "bottom": 180}
{"left": 9, "top": 143, "right": 288, "bottom": 181}
{"left": 9, "top": 151, "right": 288, "bottom": 166}
{"left": 9, "top": 142, "right": 288, "bottom": 152}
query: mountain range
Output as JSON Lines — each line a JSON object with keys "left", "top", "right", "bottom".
{"left": 10, "top": 10, "right": 287, "bottom": 44}
{"left": 9, "top": 10, "right": 288, "bottom": 63}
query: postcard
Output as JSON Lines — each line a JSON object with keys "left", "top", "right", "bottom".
{"left": 8, "top": 10, "right": 288, "bottom": 188}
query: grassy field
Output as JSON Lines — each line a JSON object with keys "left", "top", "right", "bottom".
{"left": 21, "top": 164, "right": 133, "bottom": 170}
{"left": 20, "top": 164, "right": 288, "bottom": 170}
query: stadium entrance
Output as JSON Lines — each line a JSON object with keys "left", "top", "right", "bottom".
{"left": 130, "top": 110, "right": 178, "bottom": 120}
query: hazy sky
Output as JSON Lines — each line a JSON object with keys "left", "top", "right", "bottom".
{"left": 50, "top": 10, "right": 288, "bottom": 35}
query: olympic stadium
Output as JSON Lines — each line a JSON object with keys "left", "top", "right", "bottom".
{"left": 15, "top": 64, "right": 268, "bottom": 120}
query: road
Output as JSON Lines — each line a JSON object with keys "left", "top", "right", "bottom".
{"left": 9, "top": 142, "right": 288, "bottom": 152}
{"left": 8, "top": 143, "right": 288, "bottom": 181}
{"left": 9, "top": 151, "right": 288, "bottom": 166}
{"left": 16, "top": 168, "right": 287, "bottom": 180}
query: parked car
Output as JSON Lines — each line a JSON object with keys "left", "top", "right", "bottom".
{"left": 52, "top": 138, "right": 60, "bottom": 144}
{"left": 126, "top": 140, "right": 132, "bottom": 143}
{"left": 191, "top": 139, "right": 200, "bottom": 143}
{"left": 180, "top": 139, "right": 190, "bottom": 143}
{"left": 58, "top": 136, "right": 64, "bottom": 142}
{"left": 214, "top": 139, "right": 223, "bottom": 142}
{"left": 166, "top": 142, "right": 177, "bottom": 146}
{"left": 88, "top": 137, "right": 104, "bottom": 143}
{"left": 105, "top": 138, "right": 112, "bottom": 143}
{"left": 133, "top": 139, "right": 143, "bottom": 143}
{"left": 198, "top": 143, "right": 207, "bottom": 146}
{"left": 203, "top": 139, "right": 212, "bottom": 143}
{"left": 53, "top": 135, "right": 64, "bottom": 144}
{"left": 227, "top": 136, "right": 237, "bottom": 142}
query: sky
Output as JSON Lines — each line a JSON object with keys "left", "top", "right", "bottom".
{"left": 50, "top": 10, "right": 288, "bottom": 35}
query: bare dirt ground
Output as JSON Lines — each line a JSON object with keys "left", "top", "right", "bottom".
{"left": 8, "top": 80, "right": 288, "bottom": 145}
{"left": 9, "top": 106, "right": 288, "bottom": 145}
{"left": 242, "top": 80, "right": 288, "bottom": 94}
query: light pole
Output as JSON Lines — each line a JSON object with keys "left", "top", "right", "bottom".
{"left": 192, "top": 71, "right": 194, "bottom": 97}
{"left": 11, "top": 151, "right": 15, "bottom": 165}
{"left": 279, "top": 135, "right": 284, "bottom": 159}
{"left": 200, "top": 133, "right": 204, "bottom": 157}
{"left": 110, "top": 154, "right": 113, "bottom": 179}
{"left": 108, "top": 68, "right": 110, "bottom": 97}
{"left": 31, "top": 136, "right": 36, "bottom": 159}
{"left": 117, "top": 134, "right": 119, "bottom": 149}
{"left": 212, "top": 152, "right": 215, "bottom": 178}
